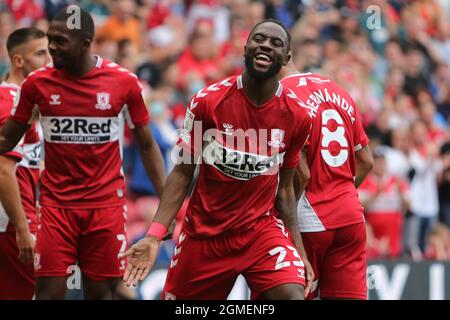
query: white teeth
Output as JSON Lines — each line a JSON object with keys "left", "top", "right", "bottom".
{"left": 256, "top": 54, "right": 271, "bottom": 62}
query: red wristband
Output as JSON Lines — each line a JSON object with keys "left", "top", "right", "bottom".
{"left": 146, "top": 222, "right": 167, "bottom": 240}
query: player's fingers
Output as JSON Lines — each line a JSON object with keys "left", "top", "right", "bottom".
{"left": 119, "top": 246, "right": 135, "bottom": 259}
{"left": 123, "top": 264, "right": 134, "bottom": 282}
{"left": 139, "top": 266, "right": 151, "bottom": 281}
{"left": 132, "top": 269, "right": 145, "bottom": 287}
{"left": 125, "top": 265, "right": 139, "bottom": 287}
{"left": 304, "top": 282, "right": 311, "bottom": 298}
{"left": 24, "top": 248, "right": 34, "bottom": 264}
{"left": 18, "top": 249, "right": 25, "bottom": 263}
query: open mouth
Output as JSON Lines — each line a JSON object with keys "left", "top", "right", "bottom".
{"left": 254, "top": 53, "right": 273, "bottom": 67}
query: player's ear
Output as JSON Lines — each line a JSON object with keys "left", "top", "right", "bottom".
{"left": 283, "top": 50, "right": 291, "bottom": 66}
{"left": 81, "top": 38, "right": 92, "bottom": 52}
{"left": 11, "top": 54, "right": 24, "bottom": 69}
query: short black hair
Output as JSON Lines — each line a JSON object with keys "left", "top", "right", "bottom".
{"left": 52, "top": 5, "right": 95, "bottom": 40}
{"left": 248, "top": 19, "right": 291, "bottom": 52}
{"left": 6, "top": 27, "right": 46, "bottom": 57}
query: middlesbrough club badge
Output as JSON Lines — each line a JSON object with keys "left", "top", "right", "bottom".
{"left": 95, "top": 92, "right": 111, "bottom": 110}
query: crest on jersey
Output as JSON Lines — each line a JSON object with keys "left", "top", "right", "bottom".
{"left": 49, "top": 94, "right": 61, "bottom": 105}
{"left": 95, "top": 92, "right": 111, "bottom": 110}
{"left": 268, "top": 129, "right": 285, "bottom": 148}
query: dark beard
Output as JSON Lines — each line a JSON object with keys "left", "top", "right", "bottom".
{"left": 244, "top": 54, "right": 282, "bottom": 80}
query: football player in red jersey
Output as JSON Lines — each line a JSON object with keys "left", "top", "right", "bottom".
{"left": 121, "top": 20, "right": 314, "bottom": 300}
{"left": 0, "top": 27, "right": 51, "bottom": 300}
{"left": 0, "top": 7, "right": 165, "bottom": 299}
{"left": 281, "top": 61, "right": 374, "bottom": 299}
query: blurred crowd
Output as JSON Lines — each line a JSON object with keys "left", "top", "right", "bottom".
{"left": 1, "top": 0, "right": 450, "bottom": 262}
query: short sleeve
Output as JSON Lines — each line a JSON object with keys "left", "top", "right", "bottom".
{"left": 176, "top": 93, "right": 206, "bottom": 160}
{"left": 9, "top": 80, "right": 36, "bottom": 125}
{"left": 0, "top": 88, "right": 23, "bottom": 161}
{"left": 282, "top": 113, "right": 312, "bottom": 168}
{"left": 123, "top": 78, "right": 150, "bottom": 129}
{"left": 351, "top": 101, "right": 369, "bottom": 151}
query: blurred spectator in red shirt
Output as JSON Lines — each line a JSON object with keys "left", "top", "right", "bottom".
{"left": 359, "top": 146, "right": 411, "bottom": 258}
{"left": 176, "top": 18, "right": 223, "bottom": 92}
{"left": 5, "top": 0, "right": 45, "bottom": 27}
{"left": 219, "top": 14, "right": 247, "bottom": 77}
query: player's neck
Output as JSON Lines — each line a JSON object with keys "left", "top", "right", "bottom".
{"left": 63, "top": 54, "right": 97, "bottom": 77}
{"left": 3, "top": 68, "right": 24, "bottom": 86}
{"left": 241, "top": 72, "right": 280, "bottom": 107}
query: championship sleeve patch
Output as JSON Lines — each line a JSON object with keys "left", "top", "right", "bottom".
{"left": 179, "top": 128, "right": 191, "bottom": 144}
{"left": 184, "top": 109, "right": 195, "bottom": 132}
{"left": 10, "top": 88, "right": 21, "bottom": 116}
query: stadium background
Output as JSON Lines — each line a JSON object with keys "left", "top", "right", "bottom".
{"left": 1, "top": 0, "right": 449, "bottom": 299}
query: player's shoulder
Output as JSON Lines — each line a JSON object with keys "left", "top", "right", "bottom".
{"left": 99, "top": 57, "right": 139, "bottom": 81}
{"left": 189, "top": 75, "right": 238, "bottom": 108}
{"left": 279, "top": 82, "right": 315, "bottom": 121}
{"left": 0, "top": 82, "right": 18, "bottom": 97}
{"left": 282, "top": 72, "right": 334, "bottom": 88}
{"left": 21, "top": 63, "right": 55, "bottom": 86}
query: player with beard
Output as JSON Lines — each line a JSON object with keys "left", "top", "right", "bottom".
{"left": 121, "top": 19, "right": 314, "bottom": 300}
{"left": 281, "top": 61, "right": 373, "bottom": 299}
{"left": 0, "top": 27, "right": 51, "bottom": 299}
{"left": 0, "top": 6, "right": 166, "bottom": 299}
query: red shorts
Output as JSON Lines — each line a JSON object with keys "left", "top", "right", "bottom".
{"left": 162, "top": 215, "right": 305, "bottom": 300}
{"left": 35, "top": 205, "right": 128, "bottom": 281}
{"left": 16, "top": 167, "right": 39, "bottom": 233}
{"left": 0, "top": 230, "right": 35, "bottom": 299}
{"left": 301, "top": 222, "right": 367, "bottom": 300}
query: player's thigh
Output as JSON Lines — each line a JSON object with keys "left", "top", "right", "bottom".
{"left": 242, "top": 217, "right": 305, "bottom": 300}
{"left": 320, "top": 223, "right": 367, "bottom": 300}
{"left": 35, "top": 206, "right": 79, "bottom": 278}
{"left": 78, "top": 206, "right": 128, "bottom": 281}
{"left": 300, "top": 230, "right": 334, "bottom": 299}
{"left": 163, "top": 232, "right": 238, "bottom": 300}
{"left": 0, "top": 231, "right": 35, "bottom": 299}
{"left": 82, "top": 275, "right": 121, "bottom": 300}
{"left": 35, "top": 277, "right": 69, "bottom": 300}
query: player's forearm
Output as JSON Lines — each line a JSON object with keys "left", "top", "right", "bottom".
{"left": 0, "top": 132, "right": 14, "bottom": 154}
{"left": 151, "top": 163, "right": 195, "bottom": 229}
{"left": 355, "top": 146, "right": 373, "bottom": 188}
{"left": 0, "top": 158, "right": 29, "bottom": 232}
{"left": 276, "top": 187, "right": 304, "bottom": 252}
{"left": 0, "top": 120, "right": 28, "bottom": 154}
{"left": 138, "top": 142, "right": 166, "bottom": 197}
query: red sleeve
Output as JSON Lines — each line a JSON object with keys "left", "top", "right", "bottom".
{"left": 282, "top": 112, "right": 312, "bottom": 169}
{"left": 350, "top": 98, "right": 369, "bottom": 151}
{"left": 9, "top": 79, "right": 35, "bottom": 125}
{"left": 0, "top": 89, "right": 22, "bottom": 161}
{"left": 175, "top": 93, "right": 206, "bottom": 160}
{"left": 124, "top": 77, "right": 150, "bottom": 129}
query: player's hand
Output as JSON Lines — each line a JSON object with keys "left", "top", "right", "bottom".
{"left": 15, "top": 228, "right": 35, "bottom": 264}
{"left": 119, "top": 236, "right": 160, "bottom": 287}
{"left": 303, "top": 257, "right": 315, "bottom": 298}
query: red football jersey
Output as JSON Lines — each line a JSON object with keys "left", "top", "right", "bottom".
{"left": 2, "top": 83, "right": 41, "bottom": 232}
{"left": 10, "top": 57, "right": 150, "bottom": 209}
{"left": 0, "top": 82, "right": 22, "bottom": 161}
{"left": 281, "top": 73, "right": 369, "bottom": 231}
{"left": 177, "top": 75, "right": 312, "bottom": 237}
